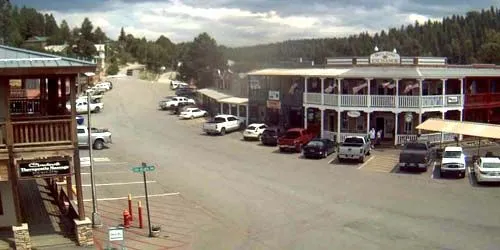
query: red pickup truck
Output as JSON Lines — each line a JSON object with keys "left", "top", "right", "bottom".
{"left": 277, "top": 128, "right": 316, "bottom": 153}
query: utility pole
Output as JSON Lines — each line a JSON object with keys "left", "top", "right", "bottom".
{"left": 87, "top": 92, "right": 102, "bottom": 228}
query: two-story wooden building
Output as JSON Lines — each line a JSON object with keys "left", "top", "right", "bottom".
{"left": 0, "top": 45, "right": 95, "bottom": 243}
{"left": 248, "top": 51, "right": 500, "bottom": 145}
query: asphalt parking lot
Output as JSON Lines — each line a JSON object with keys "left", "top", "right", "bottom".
{"left": 80, "top": 77, "right": 500, "bottom": 250}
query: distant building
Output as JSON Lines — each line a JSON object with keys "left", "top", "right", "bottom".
{"left": 45, "top": 44, "right": 106, "bottom": 79}
{"left": 22, "top": 36, "right": 48, "bottom": 50}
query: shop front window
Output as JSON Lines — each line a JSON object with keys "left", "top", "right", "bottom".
{"left": 231, "top": 104, "right": 237, "bottom": 115}
{"left": 239, "top": 105, "right": 247, "bottom": 117}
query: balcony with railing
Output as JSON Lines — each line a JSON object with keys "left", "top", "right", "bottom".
{"left": 11, "top": 117, "right": 73, "bottom": 148}
{"left": 464, "top": 93, "right": 500, "bottom": 108}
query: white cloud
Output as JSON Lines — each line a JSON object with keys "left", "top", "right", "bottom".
{"left": 45, "top": 0, "right": 449, "bottom": 46}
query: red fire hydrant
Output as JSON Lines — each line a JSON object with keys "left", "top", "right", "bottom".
{"left": 123, "top": 209, "right": 131, "bottom": 228}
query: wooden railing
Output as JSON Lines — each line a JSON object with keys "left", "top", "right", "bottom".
{"left": 304, "top": 93, "right": 322, "bottom": 104}
{"left": 10, "top": 98, "right": 41, "bottom": 115}
{"left": 12, "top": 119, "right": 72, "bottom": 146}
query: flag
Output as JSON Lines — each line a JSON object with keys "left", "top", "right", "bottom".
{"left": 324, "top": 84, "right": 334, "bottom": 93}
{"left": 352, "top": 83, "right": 368, "bottom": 94}
{"left": 382, "top": 81, "right": 392, "bottom": 88}
{"left": 289, "top": 82, "right": 298, "bottom": 94}
{"left": 403, "top": 82, "right": 419, "bottom": 93}
{"left": 386, "top": 83, "right": 396, "bottom": 89}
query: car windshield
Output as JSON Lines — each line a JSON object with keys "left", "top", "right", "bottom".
{"left": 482, "top": 162, "right": 500, "bottom": 168}
{"left": 284, "top": 131, "right": 301, "bottom": 139}
{"left": 443, "top": 151, "right": 462, "bottom": 158}
{"left": 307, "top": 141, "right": 324, "bottom": 147}
{"left": 344, "top": 137, "right": 364, "bottom": 144}
{"left": 247, "top": 126, "right": 257, "bottom": 130}
{"left": 405, "top": 143, "right": 427, "bottom": 150}
{"left": 213, "top": 117, "right": 226, "bottom": 123}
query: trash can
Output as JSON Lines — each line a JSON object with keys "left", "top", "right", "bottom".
{"left": 76, "top": 116, "right": 84, "bottom": 125}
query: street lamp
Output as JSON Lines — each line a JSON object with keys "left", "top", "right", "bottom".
{"left": 87, "top": 91, "right": 102, "bottom": 228}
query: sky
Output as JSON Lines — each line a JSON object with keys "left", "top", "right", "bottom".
{"left": 10, "top": 0, "right": 500, "bottom": 47}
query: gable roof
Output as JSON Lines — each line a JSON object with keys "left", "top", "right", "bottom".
{"left": 0, "top": 44, "right": 96, "bottom": 69}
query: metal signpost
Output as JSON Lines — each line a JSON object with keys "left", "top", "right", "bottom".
{"left": 88, "top": 92, "right": 101, "bottom": 227}
{"left": 107, "top": 226, "right": 125, "bottom": 250}
{"left": 131, "top": 162, "right": 155, "bottom": 237}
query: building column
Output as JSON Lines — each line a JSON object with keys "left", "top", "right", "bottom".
{"left": 320, "top": 108, "right": 325, "bottom": 138}
{"left": 304, "top": 106, "right": 308, "bottom": 129}
{"left": 418, "top": 112, "right": 423, "bottom": 134}
{"left": 304, "top": 77, "right": 308, "bottom": 104}
{"left": 337, "top": 78, "right": 342, "bottom": 106}
{"left": 460, "top": 78, "right": 464, "bottom": 106}
{"left": 220, "top": 102, "right": 223, "bottom": 114}
{"left": 441, "top": 78, "right": 447, "bottom": 107}
{"left": 394, "top": 112, "right": 399, "bottom": 145}
{"left": 441, "top": 111, "right": 446, "bottom": 142}
{"left": 366, "top": 111, "right": 370, "bottom": 134}
{"left": 236, "top": 104, "right": 240, "bottom": 117}
{"left": 320, "top": 78, "right": 325, "bottom": 105}
{"left": 394, "top": 79, "right": 400, "bottom": 108}
{"left": 418, "top": 79, "right": 423, "bottom": 110}
{"left": 366, "top": 78, "right": 371, "bottom": 107}
{"left": 337, "top": 110, "right": 341, "bottom": 143}
{"left": 459, "top": 109, "right": 463, "bottom": 141}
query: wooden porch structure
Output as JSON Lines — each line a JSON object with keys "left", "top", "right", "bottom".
{"left": 0, "top": 45, "right": 96, "bottom": 226}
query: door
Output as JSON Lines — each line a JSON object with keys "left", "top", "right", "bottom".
{"left": 227, "top": 117, "right": 239, "bottom": 130}
{"left": 77, "top": 128, "right": 88, "bottom": 146}
{"left": 376, "top": 117, "right": 384, "bottom": 138}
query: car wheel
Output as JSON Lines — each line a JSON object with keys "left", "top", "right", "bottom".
{"left": 400, "top": 166, "right": 406, "bottom": 172}
{"left": 220, "top": 128, "right": 226, "bottom": 135}
{"left": 94, "top": 106, "right": 101, "bottom": 113}
{"left": 323, "top": 151, "right": 328, "bottom": 158}
{"left": 359, "top": 155, "right": 365, "bottom": 163}
{"left": 257, "top": 134, "right": 262, "bottom": 141}
{"left": 93, "top": 140, "right": 104, "bottom": 150}
{"left": 243, "top": 137, "right": 248, "bottom": 141}
{"left": 366, "top": 149, "right": 371, "bottom": 156}
{"left": 190, "top": 115, "right": 194, "bottom": 119}
{"left": 337, "top": 157, "right": 343, "bottom": 163}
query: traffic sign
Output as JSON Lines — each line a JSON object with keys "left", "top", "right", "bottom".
{"left": 132, "top": 165, "right": 155, "bottom": 173}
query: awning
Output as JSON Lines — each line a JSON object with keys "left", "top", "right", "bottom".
{"left": 247, "top": 68, "right": 351, "bottom": 77}
{"left": 84, "top": 72, "right": 96, "bottom": 77}
{"left": 219, "top": 97, "right": 248, "bottom": 105}
{"left": 416, "top": 118, "right": 500, "bottom": 139}
{"left": 197, "top": 88, "right": 230, "bottom": 101}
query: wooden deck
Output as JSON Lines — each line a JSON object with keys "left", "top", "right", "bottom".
{"left": 18, "top": 178, "right": 77, "bottom": 248}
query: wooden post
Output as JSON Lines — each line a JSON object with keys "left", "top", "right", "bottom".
{"left": 70, "top": 75, "right": 85, "bottom": 220}
{"left": 2, "top": 77, "right": 22, "bottom": 225}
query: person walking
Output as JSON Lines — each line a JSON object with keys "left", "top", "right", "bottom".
{"left": 369, "top": 128, "right": 376, "bottom": 149}
{"left": 376, "top": 129, "right": 383, "bottom": 146}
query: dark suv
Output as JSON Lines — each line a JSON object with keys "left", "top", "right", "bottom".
{"left": 260, "top": 127, "right": 284, "bottom": 146}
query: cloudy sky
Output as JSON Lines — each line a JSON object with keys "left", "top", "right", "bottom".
{"left": 11, "top": 0, "right": 500, "bottom": 47}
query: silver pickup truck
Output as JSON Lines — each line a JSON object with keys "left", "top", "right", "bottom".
{"left": 338, "top": 136, "right": 371, "bottom": 163}
{"left": 77, "top": 126, "right": 112, "bottom": 150}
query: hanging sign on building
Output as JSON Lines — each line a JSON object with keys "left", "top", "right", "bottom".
{"left": 347, "top": 111, "right": 361, "bottom": 118}
{"left": 18, "top": 160, "right": 71, "bottom": 179}
{"left": 370, "top": 51, "right": 400, "bottom": 65}
{"left": 266, "top": 100, "right": 281, "bottom": 109}
{"left": 268, "top": 90, "right": 280, "bottom": 100}
{"left": 447, "top": 96, "right": 459, "bottom": 104}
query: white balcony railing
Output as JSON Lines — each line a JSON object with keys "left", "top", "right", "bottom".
{"left": 371, "top": 95, "right": 396, "bottom": 107}
{"left": 444, "top": 95, "right": 462, "bottom": 107}
{"left": 304, "top": 93, "right": 322, "bottom": 104}
{"left": 398, "top": 96, "right": 420, "bottom": 108}
{"left": 324, "top": 94, "right": 338, "bottom": 106}
{"left": 341, "top": 95, "right": 368, "bottom": 107}
{"left": 396, "top": 134, "right": 418, "bottom": 145}
{"left": 421, "top": 95, "right": 443, "bottom": 108}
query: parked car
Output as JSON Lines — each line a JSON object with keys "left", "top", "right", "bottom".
{"left": 277, "top": 128, "right": 316, "bottom": 153}
{"left": 260, "top": 127, "right": 284, "bottom": 146}
{"left": 77, "top": 94, "right": 103, "bottom": 103}
{"left": 160, "top": 96, "right": 195, "bottom": 110}
{"left": 474, "top": 157, "right": 500, "bottom": 184}
{"left": 77, "top": 126, "right": 112, "bottom": 150}
{"left": 398, "top": 140, "right": 431, "bottom": 171}
{"left": 179, "top": 108, "right": 208, "bottom": 119}
{"left": 203, "top": 115, "right": 243, "bottom": 135}
{"left": 170, "top": 80, "right": 189, "bottom": 90}
{"left": 303, "top": 138, "right": 336, "bottom": 159}
{"left": 440, "top": 146, "right": 466, "bottom": 178}
{"left": 175, "top": 87, "right": 196, "bottom": 97}
{"left": 243, "top": 123, "right": 268, "bottom": 141}
{"left": 337, "top": 136, "right": 371, "bottom": 163}
{"left": 66, "top": 99, "right": 103, "bottom": 114}
{"left": 170, "top": 103, "right": 193, "bottom": 115}
{"left": 95, "top": 82, "right": 112, "bottom": 91}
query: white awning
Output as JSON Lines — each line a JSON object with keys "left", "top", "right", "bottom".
{"left": 219, "top": 97, "right": 248, "bottom": 105}
{"left": 84, "top": 72, "right": 96, "bottom": 77}
{"left": 416, "top": 118, "right": 500, "bottom": 139}
{"left": 247, "top": 68, "right": 351, "bottom": 77}
{"left": 197, "top": 88, "right": 229, "bottom": 101}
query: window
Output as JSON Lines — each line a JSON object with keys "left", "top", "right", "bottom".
{"left": 25, "top": 79, "right": 40, "bottom": 90}
{"left": 231, "top": 104, "right": 237, "bottom": 115}
{"left": 77, "top": 129, "right": 85, "bottom": 134}
{"left": 404, "top": 121, "right": 413, "bottom": 133}
{"left": 356, "top": 116, "right": 364, "bottom": 132}
{"left": 228, "top": 117, "right": 237, "bottom": 121}
{"left": 341, "top": 112, "right": 348, "bottom": 130}
{"left": 239, "top": 105, "right": 247, "bottom": 118}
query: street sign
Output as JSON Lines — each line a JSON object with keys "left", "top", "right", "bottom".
{"left": 108, "top": 227, "right": 124, "bottom": 241}
{"left": 132, "top": 165, "right": 155, "bottom": 173}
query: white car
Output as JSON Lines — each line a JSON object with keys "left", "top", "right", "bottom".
{"left": 474, "top": 157, "right": 500, "bottom": 184}
{"left": 164, "top": 96, "right": 196, "bottom": 108}
{"left": 202, "top": 115, "right": 242, "bottom": 135}
{"left": 243, "top": 123, "right": 268, "bottom": 140}
{"left": 179, "top": 108, "right": 208, "bottom": 119}
{"left": 440, "top": 146, "right": 466, "bottom": 178}
{"left": 95, "top": 81, "right": 112, "bottom": 91}
{"left": 170, "top": 80, "right": 189, "bottom": 90}
{"left": 66, "top": 99, "right": 103, "bottom": 113}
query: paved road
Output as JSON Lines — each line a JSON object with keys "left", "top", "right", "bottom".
{"left": 82, "top": 77, "right": 500, "bottom": 250}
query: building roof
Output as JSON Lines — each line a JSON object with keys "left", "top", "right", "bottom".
{"left": 416, "top": 118, "right": 500, "bottom": 139}
{"left": 219, "top": 96, "right": 248, "bottom": 105}
{"left": 0, "top": 44, "right": 96, "bottom": 69}
{"left": 247, "top": 68, "right": 350, "bottom": 77}
{"left": 339, "top": 67, "right": 421, "bottom": 79}
{"left": 197, "top": 88, "right": 230, "bottom": 101}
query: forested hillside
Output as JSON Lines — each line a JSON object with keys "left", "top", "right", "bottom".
{"left": 223, "top": 7, "right": 500, "bottom": 66}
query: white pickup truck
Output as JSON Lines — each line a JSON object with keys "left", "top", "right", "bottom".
{"left": 203, "top": 115, "right": 242, "bottom": 135}
{"left": 440, "top": 146, "right": 466, "bottom": 178}
{"left": 337, "top": 136, "right": 371, "bottom": 163}
{"left": 77, "top": 126, "right": 112, "bottom": 150}
{"left": 162, "top": 96, "right": 195, "bottom": 109}
{"left": 66, "top": 99, "right": 104, "bottom": 114}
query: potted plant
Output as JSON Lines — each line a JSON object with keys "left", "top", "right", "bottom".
{"left": 151, "top": 225, "right": 161, "bottom": 237}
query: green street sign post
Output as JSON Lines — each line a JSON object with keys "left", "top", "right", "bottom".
{"left": 131, "top": 162, "right": 155, "bottom": 237}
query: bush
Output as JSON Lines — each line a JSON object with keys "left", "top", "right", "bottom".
{"left": 106, "top": 62, "right": 119, "bottom": 75}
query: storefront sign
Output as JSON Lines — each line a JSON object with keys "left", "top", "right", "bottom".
{"left": 370, "top": 51, "right": 400, "bottom": 65}
{"left": 347, "top": 111, "right": 361, "bottom": 118}
{"left": 268, "top": 90, "right": 280, "bottom": 100}
{"left": 266, "top": 100, "right": 281, "bottom": 109}
{"left": 447, "top": 96, "right": 459, "bottom": 104}
{"left": 19, "top": 160, "right": 71, "bottom": 178}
